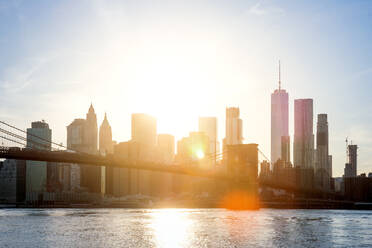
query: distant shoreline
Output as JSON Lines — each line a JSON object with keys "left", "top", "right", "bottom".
{"left": 1, "top": 200, "right": 371, "bottom": 210}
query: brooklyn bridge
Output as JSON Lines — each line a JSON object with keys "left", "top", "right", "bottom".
{"left": 0, "top": 119, "right": 338, "bottom": 204}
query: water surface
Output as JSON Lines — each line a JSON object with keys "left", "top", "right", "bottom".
{"left": 0, "top": 208, "right": 371, "bottom": 247}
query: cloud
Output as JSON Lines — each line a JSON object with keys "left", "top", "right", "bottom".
{"left": 248, "top": 1, "right": 285, "bottom": 16}
{"left": 0, "top": 58, "right": 46, "bottom": 93}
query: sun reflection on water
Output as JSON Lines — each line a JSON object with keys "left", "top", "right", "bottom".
{"left": 149, "top": 209, "right": 193, "bottom": 248}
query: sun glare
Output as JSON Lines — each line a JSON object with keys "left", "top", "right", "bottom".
{"left": 195, "top": 149, "right": 205, "bottom": 159}
{"left": 149, "top": 209, "right": 192, "bottom": 248}
{"left": 112, "top": 38, "right": 221, "bottom": 140}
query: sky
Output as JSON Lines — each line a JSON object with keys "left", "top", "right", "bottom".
{"left": 0, "top": 0, "right": 371, "bottom": 177}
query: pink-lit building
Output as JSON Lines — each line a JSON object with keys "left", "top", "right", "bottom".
{"left": 271, "top": 89, "right": 289, "bottom": 164}
{"left": 293, "top": 99, "right": 314, "bottom": 169}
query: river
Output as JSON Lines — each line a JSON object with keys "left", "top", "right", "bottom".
{"left": 0, "top": 208, "right": 371, "bottom": 247}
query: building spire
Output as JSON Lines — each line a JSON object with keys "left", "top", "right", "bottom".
{"left": 88, "top": 102, "right": 95, "bottom": 113}
{"left": 278, "top": 60, "right": 281, "bottom": 91}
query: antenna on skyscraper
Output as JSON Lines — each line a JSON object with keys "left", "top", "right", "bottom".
{"left": 278, "top": 60, "right": 281, "bottom": 91}
{"left": 346, "top": 137, "right": 349, "bottom": 163}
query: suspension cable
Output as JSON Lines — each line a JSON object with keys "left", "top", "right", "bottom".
{"left": 0, "top": 120, "right": 67, "bottom": 150}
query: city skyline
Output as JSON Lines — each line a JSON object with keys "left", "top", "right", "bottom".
{"left": 1, "top": 2, "right": 372, "bottom": 247}
{"left": 1, "top": 1, "right": 372, "bottom": 177}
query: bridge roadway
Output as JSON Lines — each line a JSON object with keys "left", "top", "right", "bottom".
{"left": 0, "top": 147, "right": 240, "bottom": 181}
{"left": 0, "top": 147, "right": 337, "bottom": 198}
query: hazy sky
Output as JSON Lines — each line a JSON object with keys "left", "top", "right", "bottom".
{"left": 0, "top": 0, "right": 371, "bottom": 176}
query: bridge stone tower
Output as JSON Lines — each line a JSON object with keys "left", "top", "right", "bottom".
{"left": 223, "top": 143, "right": 259, "bottom": 209}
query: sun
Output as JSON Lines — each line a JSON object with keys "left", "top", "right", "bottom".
{"left": 195, "top": 149, "right": 205, "bottom": 159}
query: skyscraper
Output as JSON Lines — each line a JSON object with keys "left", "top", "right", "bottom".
{"left": 99, "top": 113, "right": 113, "bottom": 195}
{"left": 66, "top": 118, "right": 85, "bottom": 191}
{"left": 26, "top": 121, "right": 52, "bottom": 201}
{"left": 346, "top": 145, "right": 357, "bottom": 177}
{"left": 67, "top": 119, "right": 86, "bottom": 151}
{"left": 199, "top": 117, "right": 219, "bottom": 163}
{"left": 66, "top": 104, "right": 102, "bottom": 194}
{"left": 84, "top": 104, "right": 102, "bottom": 194}
{"left": 131, "top": 113, "right": 157, "bottom": 196}
{"left": 260, "top": 160, "right": 271, "bottom": 179}
{"left": 315, "top": 114, "right": 330, "bottom": 189}
{"left": 281, "top": 136, "right": 290, "bottom": 164}
{"left": 271, "top": 61, "right": 289, "bottom": 164}
{"left": 328, "top": 155, "right": 332, "bottom": 178}
{"left": 176, "top": 132, "right": 210, "bottom": 164}
{"left": 99, "top": 113, "right": 113, "bottom": 155}
{"left": 224, "top": 107, "right": 243, "bottom": 146}
{"left": 85, "top": 103, "right": 98, "bottom": 153}
{"left": 293, "top": 99, "right": 314, "bottom": 168}
{"left": 157, "top": 134, "right": 175, "bottom": 164}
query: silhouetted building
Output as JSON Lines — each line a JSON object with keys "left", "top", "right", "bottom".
{"left": 295, "top": 167, "right": 314, "bottom": 190}
{"left": 293, "top": 99, "right": 314, "bottom": 169}
{"left": 157, "top": 134, "right": 175, "bottom": 164}
{"left": 100, "top": 113, "right": 113, "bottom": 195}
{"left": 66, "top": 104, "right": 103, "bottom": 194}
{"left": 46, "top": 161, "right": 62, "bottom": 192}
{"left": 315, "top": 114, "right": 330, "bottom": 190}
{"left": 272, "top": 159, "right": 295, "bottom": 188}
{"left": 67, "top": 119, "right": 86, "bottom": 151}
{"left": 114, "top": 121, "right": 172, "bottom": 198}
{"left": 154, "top": 134, "right": 175, "bottom": 196}
{"left": 176, "top": 132, "right": 210, "bottom": 166}
{"left": 85, "top": 103, "right": 98, "bottom": 152}
{"left": 344, "top": 144, "right": 358, "bottom": 178}
{"left": 344, "top": 163, "right": 353, "bottom": 178}
{"left": 348, "top": 145, "right": 357, "bottom": 177}
{"left": 113, "top": 140, "right": 164, "bottom": 197}
{"left": 26, "top": 121, "right": 52, "bottom": 201}
{"left": 271, "top": 63, "right": 289, "bottom": 164}
{"left": 66, "top": 118, "right": 85, "bottom": 191}
{"left": 281, "top": 136, "right": 290, "bottom": 164}
{"left": 199, "top": 117, "right": 219, "bottom": 165}
{"left": 0, "top": 159, "right": 26, "bottom": 203}
{"left": 223, "top": 107, "right": 242, "bottom": 147}
{"left": 112, "top": 141, "right": 140, "bottom": 196}
{"left": 99, "top": 113, "right": 113, "bottom": 154}
{"left": 344, "top": 176, "right": 372, "bottom": 202}
{"left": 328, "top": 155, "right": 332, "bottom": 178}
{"left": 83, "top": 104, "right": 103, "bottom": 194}
{"left": 260, "top": 160, "right": 271, "bottom": 179}
{"left": 334, "top": 177, "right": 343, "bottom": 193}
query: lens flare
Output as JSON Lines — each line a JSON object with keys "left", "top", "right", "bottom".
{"left": 220, "top": 190, "right": 260, "bottom": 210}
